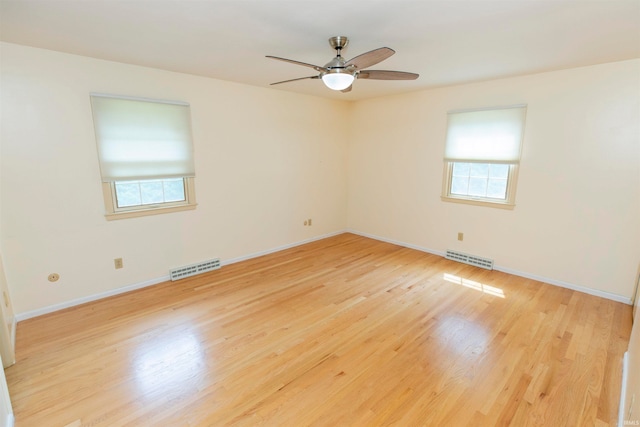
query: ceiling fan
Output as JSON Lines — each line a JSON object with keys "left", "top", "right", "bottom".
{"left": 267, "top": 36, "right": 419, "bottom": 93}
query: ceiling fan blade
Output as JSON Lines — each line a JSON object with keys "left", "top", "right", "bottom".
{"left": 270, "top": 76, "right": 320, "bottom": 85}
{"left": 358, "top": 70, "right": 419, "bottom": 80}
{"left": 345, "top": 47, "right": 395, "bottom": 69}
{"left": 341, "top": 85, "right": 353, "bottom": 93}
{"left": 266, "top": 56, "right": 326, "bottom": 72}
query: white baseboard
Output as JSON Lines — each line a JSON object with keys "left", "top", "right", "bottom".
{"left": 15, "top": 275, "right": 170, "bottom": 322}
{"left": 494, "top": 265, "right": 631, "bottom": 305}
{"left": 345, "top": 229, "right": 446, "bottom": 257}
{"left": 221, "top": 230, "right": 347, "bottom": 267}
{"left": 620, "top": 352, "right": 629, "bottom": 427}
{"left": 346, "top": 228, "right": 632, "bottom": 305}
{"left": 16, "top": 228, "right": 631, "bottom": 321}
{"left": 15, "top": 230, "right": 348, "bottom": 322}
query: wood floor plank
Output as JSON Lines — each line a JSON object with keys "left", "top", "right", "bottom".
{"left": 5, "top": 233, "right": 632, "bottom": 426}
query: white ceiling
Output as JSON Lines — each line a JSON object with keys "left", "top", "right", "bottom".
{"left": 1, "top": 0, "right": 639, "bottom": 101}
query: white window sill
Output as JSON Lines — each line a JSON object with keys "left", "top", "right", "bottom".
{"left": 441, "top": 195, "right": 515, "bottom": 210}
{"left": 105, "top": 203, "right": 197, "bottom": 221}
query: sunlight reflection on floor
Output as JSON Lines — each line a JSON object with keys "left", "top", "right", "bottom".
{"left": 443, "top": 273, "right": 505, "bottom": 298}
{"left": 133, "top": 330, "right": 206, "bottom": 398}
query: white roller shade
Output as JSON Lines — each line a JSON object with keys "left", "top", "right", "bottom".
{"left": 444, "top": 106, "right": 526, "bottom": 163}
{"left": 91, "top": 94, "right": 195, "bottom": 181}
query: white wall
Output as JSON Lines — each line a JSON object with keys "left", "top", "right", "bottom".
{"left": 0, "top": 42, "right": 349, "bottom": 315}
{"left": 1, "top": 42, "right": 638, "bottom": 316}
{"left": 348, "top": 59, "right": 640, "bottom": 299}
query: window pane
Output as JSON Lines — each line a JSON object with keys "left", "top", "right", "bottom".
{"left": 451, "top": 176, "right": 469, "bottom": 195}
{"left": 468, "top": 178, "right": 488, "bottom": 197}
{"left": 115, "top": 182, "right": 141, "bottom": 207}
{"left": 487, "top": 179, "right": 507, "bottom": 199}
{"left": 470, "top": 163, "right": 489, "bottom": 177}
{"left": 448, "top": 162, "right": 514, "bottom": 203}
{"left": 489, "top": 164, "right": 509, "bottom": 179}
{"left": 164, "top": 179, "right": 186, "bottom": 202}
{"left": 452, "top": 162, "right": 470, "bottom": 176}
{"left": 114, "top": 178, "right": 188, "bottom": 209}
{"left": 451, "top": 161, "right": 491, "bottom": 197}
{"left": 140, "top": 180, "right": 164, "bottom": 205}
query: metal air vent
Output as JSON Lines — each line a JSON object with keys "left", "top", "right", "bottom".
{"left": 445, "top": 250, "right": 493, "bottom": 270}
{"left": 170, "top": 258, "right": 221, "bottom": 281}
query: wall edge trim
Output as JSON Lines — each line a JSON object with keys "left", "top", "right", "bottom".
{"left": 220, "top": 230, "right": 346, "bottom": 267}
{"left": 15, "top": 275, "right": 170, "bottom": 322}
{"left": 619, "top": 351, "right": 629, "bottom": 427}
{"left": 346, "top": 228, "right": 632, "bottom": 305}
{"left": 15, "top": 229, "right": 348, "bottom": 322}
{"left": 17, "top": 227, "right": 630, "bottom": 321}
{"left": 494, "top": 265, "right": 631, "bottom": 304}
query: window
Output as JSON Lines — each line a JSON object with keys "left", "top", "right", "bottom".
{"left": 90, "top": 94, "right": 196, "bottom": 219}
{"left": 114, "top": 178, "right": 186, "bottom": 208}
{"left": 441, "top": 105, "right": 526, "bottom": 209}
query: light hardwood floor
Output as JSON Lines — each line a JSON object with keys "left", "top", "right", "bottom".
{"left": 6, "top": 233, "right": 632, "bottom": 426}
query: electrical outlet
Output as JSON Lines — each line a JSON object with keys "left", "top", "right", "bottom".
{"left": 47, "top": 273, "right": 60, "bottom": 282}
{"left": 458, "top": 232, "right": 464, "bottom": 241}
{"left": 114, "top": 258, "right": 123, "bottom": 269}
{"left": 308, "top": 218, "right": 312, "bottom": 226}
{"left": 304, "top": 220, "right": 308, "bottom": 226}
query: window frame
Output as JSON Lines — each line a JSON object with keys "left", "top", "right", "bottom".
{"left": 441, "top": 161, "right": 519, "bottom": 209}
{"left": 102, "top": 177, "right": 196, "bottom": 220}
{"left": 440, "top": 105, "right": 526, "bottom": 210}
{"left": 90, "top": 93, "right": 197, "bottom": 220}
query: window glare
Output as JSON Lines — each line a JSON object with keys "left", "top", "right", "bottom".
{"left": 489, "top": 164, "right": 509, "bottom": 179}
{"left": 115, "top": 182, "right": 142, "bottom": 207}
{"left": 449, "top": 162, "right": 509, "bottom": 201}
{"left": 487, "top": 179, "right": 507, "bottom": 199}
{"left": 140, "top": 181, "right": 164, "bottom": 205}
{"left": 164, "top": 179, "right": 186, "bottom": 202}
{"left": 470, "top": 163, "right": 489, "bottom": 177}
{"left": 451, "top": 176, "right": 469, "bottom": 195}
{"left": 452, "top": 162, "right": 471, "bottom": 176}
{"left": 468, "top": 177, "right": 487, "bottom": 196}
{"left": 115, "top": 179, "right": 186, "bottom": 209}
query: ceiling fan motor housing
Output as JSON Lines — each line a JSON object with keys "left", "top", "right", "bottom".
{"left": 324, "top": 56, "right": 347, "bottom": 70}
{"left": 328, "top": 36, "right": 349, "bottom": 50}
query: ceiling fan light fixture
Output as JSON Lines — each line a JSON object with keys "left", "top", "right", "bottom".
{"left": 321, "top": 70, "right": 354, "bottom": 91}
{"left": 267, "top": 36, "right": 419, "bottom": 92}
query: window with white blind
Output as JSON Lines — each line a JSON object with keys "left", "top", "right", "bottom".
{"left": 90, "top": 94, "right": 196, "bottom": 219}
{"left": 441, "top": 105, "right": 526, "bottom": 209}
